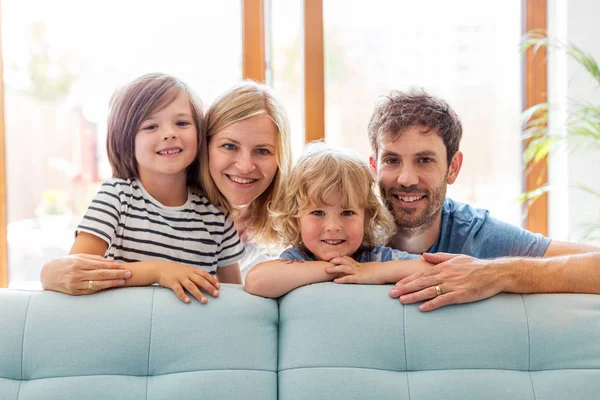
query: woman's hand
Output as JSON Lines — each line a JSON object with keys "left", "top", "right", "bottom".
{"left": 154, "top": 263, "right": 221, "bottom": 304}
{"left": 41, "top": 254, "right": 131, "bottom": 295}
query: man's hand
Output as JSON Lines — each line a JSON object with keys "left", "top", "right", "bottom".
{"left": 326, "top": 256, "right": 384, "bottom": 284}
{"left": 389, "top": 252, "right": 509, "bottom": 312}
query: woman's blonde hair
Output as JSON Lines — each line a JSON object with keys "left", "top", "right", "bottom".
{"left": 201, "top": 80, "right": 292, "bottom": 245}
{"left": 271, "top": 142, "right": 396, "bottom": 249}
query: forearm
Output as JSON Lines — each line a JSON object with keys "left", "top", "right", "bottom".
{"left": 379, "top": 258, "right": 430, "bottom": 284}
{"left": 500, "top": 252, "right": 600, "bottom": 294}
{"left": 245, "top": 260, "right": 336, "bottom": 298}
{"left": 121, "top": 261, "right": 161, "bottom": 287}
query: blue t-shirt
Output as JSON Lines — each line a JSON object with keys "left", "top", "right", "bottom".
{"left": 279, "top": 246, "right": 420, "bottom": 262}
{"left": 429, "top": 198, "right": 551, "bottom": 258}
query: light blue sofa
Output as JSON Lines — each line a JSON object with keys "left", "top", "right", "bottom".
{"left": 1, "top": 284, "right": 599, "bottom": 399}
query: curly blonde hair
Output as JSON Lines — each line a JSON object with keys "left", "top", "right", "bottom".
{"left": 271, "top": 142, "right": 396, "bottom": 249}
{"left": 200, "top": 80, "right": 292, "bottom": 245}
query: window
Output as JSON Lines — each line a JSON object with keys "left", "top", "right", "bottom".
{"left": 321, "top": 0, "right": 523, "bottom": 226}
{"left": 2, "top": 0, "right": 243, "bottom": 288}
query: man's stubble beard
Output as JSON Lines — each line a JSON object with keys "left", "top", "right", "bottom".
{"left": 382, "top": 173, "right": 448, "bottom": 238}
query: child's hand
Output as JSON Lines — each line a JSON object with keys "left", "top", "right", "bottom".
{"left": 155, "top": 263, "right": 221, "bottom": 304}
{"left": 326, "top": 256, "right": 384, "bottom": 284}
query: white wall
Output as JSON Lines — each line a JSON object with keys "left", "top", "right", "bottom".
{"left": 548, "top": 0, "right": 600, "bottom": 244}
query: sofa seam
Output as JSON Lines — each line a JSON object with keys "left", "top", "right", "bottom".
{"left": 276, "top": 299, "right": 281, "bottom": 399}
{"left": 403, "top": 303, "right": 411, "bottom": 400}
{"left": 16, "top": 292, "right": 33, "bottom": 400}
{"left": 145, "top": 287, "right": 156, "bottom": 400}
{"left": 521, "top": 294, "right": 537, "bottom": 400}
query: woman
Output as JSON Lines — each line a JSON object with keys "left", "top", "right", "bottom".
{"left": 40, "top": 80, "right": 292, "bottom": 294}
{"left": 202, "top": 80, "right": 292, "bottom": 277}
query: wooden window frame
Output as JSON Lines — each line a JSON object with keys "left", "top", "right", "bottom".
{"left": 523, "top": 0, "right": 548, "bottom": 236}
{"left": 303, "top": 0, "right": 325, "bottom": 143}
{"left": 243, "top": 0, "right": 266, "bottom": 82}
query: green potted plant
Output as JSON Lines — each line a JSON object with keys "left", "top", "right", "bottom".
{"left": 521, "top": 29, "right": 600, "bottom": 240}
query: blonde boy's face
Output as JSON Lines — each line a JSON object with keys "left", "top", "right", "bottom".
{"left": 298, "top": 191, "right": 365, "bottom": 261}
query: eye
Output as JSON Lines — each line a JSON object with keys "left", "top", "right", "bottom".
{"left": 221, "top": 143, "right": 237, "bottom": 151}
{"left": 176, "top": 120, "right": 192, "bottom": 127}
{"left": 382, "top": 157, "right": 399, "bottom": 165}
{"left": 418, "top": 157, "right": 433, "bottom": 164}
{"left": 142, "top": 124, "right": 158, "bottom": 131}
{"left": 341, "top": 210, "right": 356, "bottom": 216}
{"left": 255, "top": 148, "right": 272, "bottom": 156}
{"left": 310, "top": 210, "right": 325, "bottom": 216}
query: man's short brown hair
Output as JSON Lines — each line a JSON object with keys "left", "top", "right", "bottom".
{"left": 107, "top": 73, "right": 205, "bottom": 187}
{"left": 368, "top": 90, "right": 462, "bottom": 165}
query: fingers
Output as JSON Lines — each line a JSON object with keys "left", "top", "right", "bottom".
{"left": 422, "top": 252, "right": 457, "bottom": 264}
{"left": 397, "top": 285, "right": 441, "bottom": 304}
{"left": 329, "top": 256, "right": 356, "bottom": 266}
{"left": 78, "top": 259, "right": 123, "bottom": 270}
{"left": 73, "top": 254, "right": 116, "bottom": 262}
{"left": 86, "top": 269, "right": 132, "bottom": 282}
{"left": 197, "top": 270, "right": 220, "bottom": 290}
{"left": 326, "top": 264, "right": 355, "bottom": 275}
{"left": 190, "top": 273, "right": 220, "bottom": 298}
{"left": 182, "top": 279, "right": 208, "bottom": 304}
{"left": 417, "top": 293, "right": 455, "bottom": 312}
{"left": 333, "top": 275, "right": 358, "bottom": 284}
{"left": 170, "top": 284, "right": 192, "bottom": 304}
{"left": 85, "top": 279, "right": 127, "bottom": 293}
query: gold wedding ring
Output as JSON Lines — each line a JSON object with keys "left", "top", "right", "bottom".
{"left": 88, "top": 280, "right": 94, "bottom": 291}
{"left": 435, "top": 285, "right": 442, "bottom": 296}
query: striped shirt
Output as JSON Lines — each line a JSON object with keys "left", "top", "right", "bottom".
{"left": 77, "top": 178, "right": 245, "bottom": 274}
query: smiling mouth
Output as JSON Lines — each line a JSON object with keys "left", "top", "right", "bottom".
{"left": 321, "top": 239, "right": 345, "bottom": 245}
{"left": 157, "top": 148, "right": 182, "bottom": 155}
{"left": 394, "top": 194, "right": 426, "bottom": 203}
{"left": 227, "top": 175, "right": 258, "bottom": 184}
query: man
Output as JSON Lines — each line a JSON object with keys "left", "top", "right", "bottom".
{"left": 368, "top": 90, "right": 600, "bottom": 311}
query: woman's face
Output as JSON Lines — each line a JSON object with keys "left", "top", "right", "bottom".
{"left": 208, "top": 114, "right": 279, "bottom": 208}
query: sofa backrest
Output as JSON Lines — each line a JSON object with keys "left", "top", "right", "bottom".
{"left": 278, "top": 283, "right": 600, "bottom": 400}
{"left": 0, "top": 286, "right": 278, "bottom": 400}
{"left": 2, "top": 284, "right": 600, "bottom": 400}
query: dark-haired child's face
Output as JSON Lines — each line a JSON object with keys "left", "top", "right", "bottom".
{"left": 134, "top": 92, "right": 198, "bottom": 186}
{"left": 299, "top": 191, "right": 365, "bottom": 261}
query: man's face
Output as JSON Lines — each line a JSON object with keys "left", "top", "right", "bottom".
{"left": 370, "top": 125, "right": 462, "bottom": 230}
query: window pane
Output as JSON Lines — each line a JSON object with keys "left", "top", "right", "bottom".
{"left": 2, "top": 0, "right": 242, "bottom": 288}
{"left": 269, "top": 0, "right": 304, "bottom": 161}
{"left": 323, "top": 0, "right": 523, "bottom": 226}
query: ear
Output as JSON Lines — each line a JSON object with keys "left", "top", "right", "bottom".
{"left": 369, "top": 155, "right": 378, "bottom": 174}
{"left": 446, "top": 151, "right": 463, "bottom": 185}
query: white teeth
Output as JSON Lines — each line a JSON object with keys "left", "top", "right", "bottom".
{"left": 323, "top": 240, "right": 343, "bottom": 245}
{"left": 158, "top": 149, "right": 182, "bottom": 155}
{"left": 229, "top": 175, "right": 257, "bottom": 184}
{"left": 398, "top": 195, "right": 423, "bottom": 202}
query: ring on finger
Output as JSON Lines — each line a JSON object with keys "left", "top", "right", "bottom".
{"left": 434, "top": 285, "right": 442, "bottom": 296}
{"left": 88, "top": 280, "right": 94, "bottom": 291}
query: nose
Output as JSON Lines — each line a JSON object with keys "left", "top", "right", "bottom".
{"left": 395, "top": 164, "right": 419, "bottom": 187}
{"left": 236, "top": 151, "right": 256, "bottom": 174}
{"left": 324, "top": 215, "right": 342, "bottom": 232}
{"left": 161, "top": 131, "right": 177, "bottom": 141}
